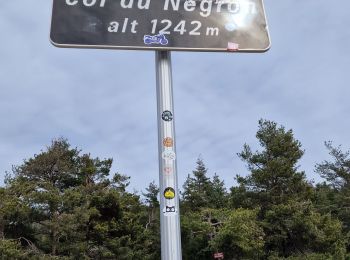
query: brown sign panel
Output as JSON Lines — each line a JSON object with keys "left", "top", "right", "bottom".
{"left": 50, "top": 0, "right": 270, "bottom": 52}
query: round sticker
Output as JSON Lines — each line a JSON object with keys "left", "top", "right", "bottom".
{"left": 163, "top": 137, "right": 173, "bottom": 147}
{"left": 162, "top": 151, "right": 176, "bottom": 161}
{"left": 161, "top": 111, "right": 173, "bottom": 122}
{"left": 164, "top": 166, "right": 173, "bottom": 175}
{"left": 164, "top": 187, "right": 175, "bottom": 199}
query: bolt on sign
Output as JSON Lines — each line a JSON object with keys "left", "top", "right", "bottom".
{"left": 50, "top": 0, "right": 270, "bottom": 52}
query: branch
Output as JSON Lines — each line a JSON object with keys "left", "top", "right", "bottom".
{"left": 18, "top": 237, "right": 40, "bottom": 253}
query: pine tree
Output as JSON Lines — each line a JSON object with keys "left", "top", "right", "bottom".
{"left": 315, "top": 142, "right": 350, "bottom": 239}
{"left": 233, "top": 120, "right": 346, "bottom": 258}
{"left": 208, "top": 174, "right": 227, "bottom": 209}
{"left": 143, "top": 181, "right": 159, "bottom": 209}
{"left": 2, "top": 138, "right": 160, "bottom": 259}
{"left": 316, "top": 141, "right": 350, "bottom": 190}
{"left": 235, "top": 119, "right": 312, "bottom": 209}
{"left": 141, "top": 182, "right": 161, "bottom": 259}
{"left": 182, "top": 158, "right": 212, "bottom": 211}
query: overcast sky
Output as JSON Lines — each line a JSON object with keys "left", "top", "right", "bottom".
{"left": 0, "top": 0, "right": 349, "bottom": 193}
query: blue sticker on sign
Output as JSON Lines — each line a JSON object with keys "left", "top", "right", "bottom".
{"left": 144, "top": 34, "right": 169, "bottom": 45}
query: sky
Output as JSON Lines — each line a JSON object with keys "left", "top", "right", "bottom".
{"left": 0, "top": 0, "right": 349, "bottom": 193}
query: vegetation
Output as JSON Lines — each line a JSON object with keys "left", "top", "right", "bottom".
{"left": 0, "top": 120, "right": 349, "bottom": 259}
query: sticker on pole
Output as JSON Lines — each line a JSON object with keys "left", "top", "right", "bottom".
{"left": 161, "top": 111, "right": 173, "bottom": 122}
{"left": 163, "top": 137, "right": 174, "bottom": 147}
{"left": 162, "top": 151, "right": 176, "bottom": 161}
{"left": 163, "top": 203, "right": 177, "bottom": 216}
{"left": 50, "top": 0, "right": 270, "bottom": 52}
{"left": 162, "top": 197, "right": 177, "bottom": 216}
{"left": 164, "top": 166, "right": 173, "bottom": 175}
{"left": 164, "top": 187, "right": 176, "bottom": 199}
{"left": 163, "top": 205, "right": 177, "bottom": 216}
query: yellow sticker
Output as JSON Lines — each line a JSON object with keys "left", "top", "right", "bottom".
{"left": 164, "top": 187, "right": 175, "bottom": 199}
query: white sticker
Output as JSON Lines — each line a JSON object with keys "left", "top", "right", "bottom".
{"left": 162, "top": 151, "right": 176, "bottom": 161}
{"left": 163, "top": 206, "right": 177, "bottom": 216}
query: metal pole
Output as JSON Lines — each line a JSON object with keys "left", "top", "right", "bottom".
{"left": 155, "top": 51, "right": 182, "bottom": 260}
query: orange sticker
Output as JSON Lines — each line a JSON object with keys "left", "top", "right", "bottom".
{"left": 163, "top": 137, "right": 173, "bottom": 147}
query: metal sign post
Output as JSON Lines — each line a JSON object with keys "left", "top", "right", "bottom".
{"left": 155, "top": 51, "right": 182, "bottom": 260}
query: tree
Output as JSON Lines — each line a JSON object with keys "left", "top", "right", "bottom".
{"left": 143, "top": 181, "right": 160, "bottom": 209}
{"left": 207, "top": 174, "right": 227, "bottom": 209}
{"left": 142, "top": 181, "right": 160, "bottom": 230}
{"left": 0, "top": 239, "right": 29, "bottom": 259}
{"left": 232, "top": 120, "right": 346, "bottom": 258}
{"left": 141, "top": 181, "right": 161, "bottom": 259}
{"left": 5, "top": 138, "right": 118, "bottom": 257}
{"left": 235, "top": 119, "right": 312, "bottom": 210}
{"left": 2, "top": 131, "right": 350, "bottom": 259}
{"left": 315, "top": 142, "right": 350, "bottom": 251}
{"left": 181, "top": 210, "right": 213, "bottom": 260}
{"left": 181, "top": 208, "right": 264, "bottom": 260}
{"left": 315, "top": 142, "right": 350, "bottom": 190}
{"left": 211, "top": 208, "right": 265, "bottom": 259}
{"left": 262, "top": 200, "right": 346, "bottom": 258}
{"left": 182, "top": 158, "right": 213, "bottom": 211}
{"left": 2, "top": 138, "right": 160, "bottom": 259}
{"left": 182, "top": 158, "right": 228, "bottom": 211}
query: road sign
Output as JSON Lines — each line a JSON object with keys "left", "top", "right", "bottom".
{"left": 214, "top": 252, "right": 224, "bottom": 259}
{"left": 50, "top": 2, "right": 271, "bottom": 260}
{"left": 50, "top": 0, "right": 270, "bottom": 52}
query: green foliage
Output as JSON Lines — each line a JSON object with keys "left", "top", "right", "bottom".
{"left": 263, "top": 200, "right": 345, "bottom": 257}
{"left": 182, "top": 158, "right": 213, "bottom": 211}
{"left": 236, "top": 120, "right": 312, "bottom": 210}
{"left": 181, "top": 208, "right": 264, "bottom": 260}
{"left": 1, "top": 120, "right": 350, "bottom": 259}
{"left": 267, "top": 253, "right": 332, "bottom": 260}
{"left": 0, "top": 239, "right": 27, "bottom": 259}
{"left": 316, "top": 142, "right": 350, "bottom": 190}
{"left": 1, "top": 138, "right": 160, "bottom": 259}
{"left": 211, "top": 208, "right": 264, "bottom": 259}
{"left": 141, "top": 182, "right": 161, "bottom": 259}
{"left": 315, "top": 142, "right": 350, "bottom": 235}
{"left": 143, "top": 181, "right": 160, "bottom": 208}
{"left": 182, "top": 158, "right": 227, "bottom": 211}
{"left": 208, "top": 174, "right": 228, "bottom": 209}
{"left": 232, "top": 120, "right": 347, "bottom": 259}
{"left": 181, "top": 210, "right": 213, "bottom": 260}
